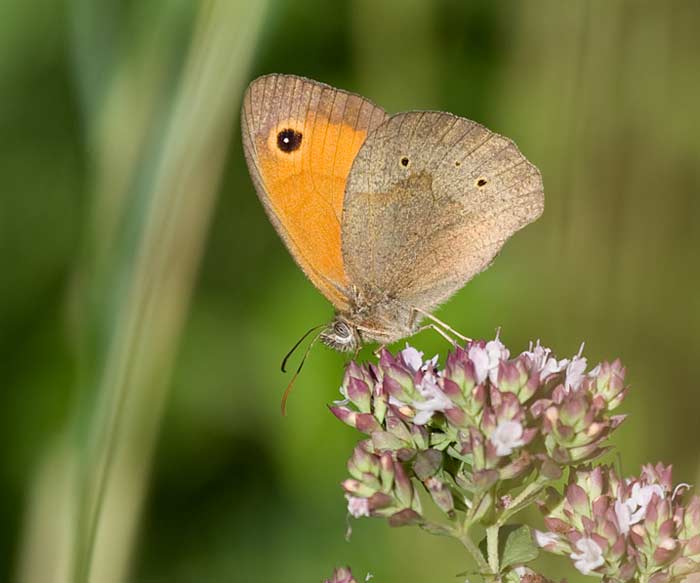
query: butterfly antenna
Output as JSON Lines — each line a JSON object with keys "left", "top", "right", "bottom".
{"left": 281, "top": 331, "right": 322, "bottom": 416}
{"left": 281, "top": 324, "right": 325, "bottom": 373}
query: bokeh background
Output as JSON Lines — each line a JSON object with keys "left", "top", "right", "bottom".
{"left": 1, "top": 0, "right": 699, "bottom": 582}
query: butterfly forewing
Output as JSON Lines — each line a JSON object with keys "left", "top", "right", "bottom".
{"left": 241, "top": 74, "right": 388, "bottom": 310}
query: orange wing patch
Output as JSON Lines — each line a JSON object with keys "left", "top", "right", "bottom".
{"left": 258, "top": 114, "right": 367, "bottom": 290}
{"left": 242, "top": 75, "right": 388, "bottom": 310}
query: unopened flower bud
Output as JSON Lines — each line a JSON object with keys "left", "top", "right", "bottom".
{"left": 379, "top": 452, "right": 395, "bottom": 493}
{"left": 425, "top": 476, "right": 454, "bottom": 514}
{"left": 383, "top": 364, "right": 415, "bottom": 401}
{"left": 347, "top": 377, "right": 372, "bottom": 413}
{"left": 393, "top": 460, "right": 415, "bottom": 509}
{"left": 388, "top": 508, "right": 422, "bottom": 527}
{"left": 324, "top": 566, "right": 358, "bottom": 583}
{"left": 347, "top": 442, "right": 379, "bottom": 480}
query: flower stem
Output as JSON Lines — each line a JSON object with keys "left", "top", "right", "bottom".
{"left": 497, "top": 477, "right": 549, "bottom": 526}
{"left": 456, "top": 528, "right": 490, "bottom": 575}
{"left": 486, "top": 524, "right": 500, "bottom": 575}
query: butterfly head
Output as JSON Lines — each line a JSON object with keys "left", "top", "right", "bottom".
{"left": 320, "top": 317, "right": 360, "bottom": 353}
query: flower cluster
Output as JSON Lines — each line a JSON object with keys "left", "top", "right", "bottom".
{"left": 536, "top": 464, "right": 700, "bottom": 581}
{"left": 342, "top": 440, "right": 423, "bottom": 526}
{"left": 330, "top": 337, "right": 629, "bottom": 525}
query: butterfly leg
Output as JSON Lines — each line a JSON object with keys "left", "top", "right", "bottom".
{"left": 414, "top": 323, "right": 458, "bottom": 346}
{"left": 411, "top": 307, "right": 472, "bottom": 343}
{"left": 355, "top": 324, "right": 392, "bottom": 356}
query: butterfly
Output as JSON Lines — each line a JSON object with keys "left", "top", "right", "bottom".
{"left": 241, "top": 74, "right": 543, "bottom": 354}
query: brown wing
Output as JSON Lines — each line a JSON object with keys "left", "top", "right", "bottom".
{"left": 241, "top": 74, "right": 388, "bottom": 310}
{"left": 341, "top": 110, "right": 544, "bottom": 312}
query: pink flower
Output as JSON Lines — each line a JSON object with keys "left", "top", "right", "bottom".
{"left": 570, "top": 537, "right": 605, "bottom": 574}
{"left": 614, "top": 499, "right": 632, "bottom": 534}
{"left": 411, "top": 371, "right": 452, "bottom": 425}
{"left": 521, "top": 340, "right": 569, "bottom": 382}
{"left": 485, "top": 338, "right": 510, "bottom": 383}
{"left": 346, "top": 495, "right": 370, "bottom": 518}
{"left": 564, "top": 352, "right": 588, "bottom": 391}
{"left": 626, "top": 482, "right": 665, "bottom": 525}
{"left": 614, "top": 465, "right": 669, "bottom": 533}
{"left": 538, "top": 463, "right": 700, "bottom": 581}
{"left": 490, "top": 419, "right": 526, "bottom": 456}
{"left": 400, "top": 345, "right": 424, "bottom": 372}
{"left": 535, "top": 530, "right": 562, "bottom": 550}
{"left": 468, "top": 338, "right": 510, "bottom": 384}
{"left": 386, "top": 345, "right": 449, "bottom": 425}
{"left": 468, "top": 344, "right": 490, "bottom": 384}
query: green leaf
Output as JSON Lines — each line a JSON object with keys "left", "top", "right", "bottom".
{"left": 478, "top": 525, "right": 539, "bottom": 572}
{"left": 502, "top": 571, "right": 523, "bottom": 583}
{"left": 419, "top": 522, "right": 453, "bottom": 537}
{"left": 478, "top": 535, "right": 487, "bottom": 559}
{"left": 446, "top": 445, "right": 473, "bottom": 464}
{"left": 500, "top": 524, "right": 539, "bottom": 569}
{"left": 429, "top": 432, "right": 453, "bottom": 451}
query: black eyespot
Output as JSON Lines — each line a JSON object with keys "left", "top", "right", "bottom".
{"left": 400, "top": 157, "right": 409, "bottom": 167}
{"left": 277, "top": 128, "right": 302, "bottom": 153}
{"left": 455, "top": 161, "right": 461, "bottom": 167}
{"left": 477, "top": 178, "right": 488, "bottom": 187}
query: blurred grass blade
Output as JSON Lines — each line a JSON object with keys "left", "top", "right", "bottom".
{"left": 16, "top": 1, "right": 268, "bottom": 583}
{"left": 352, "top": 0, "right": 438, "bottom": 109}
{"left": 74, "top": 1, "right": 269, "bottom": 580}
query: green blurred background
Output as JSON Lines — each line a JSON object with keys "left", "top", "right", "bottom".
{"left": 1, "top": 0, "right": 699, "bottom": 582}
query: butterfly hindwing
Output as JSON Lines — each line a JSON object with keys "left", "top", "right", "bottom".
{"left": 341, "top": 110, "right": 544, "bottom": 313}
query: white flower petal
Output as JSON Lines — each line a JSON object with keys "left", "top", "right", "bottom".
{"left": 411, "top": 373, "right": 452, "bottom": 425}
{"left": 401, "top": 345, "right": 424, "bottom": 372}
{"left": 570, "top": 537, "right": 604, "bottom": 575}
{"left": 468, "top": 346, "right": 489, "bottom": 384}
{"left": 565, "top": 355, "right": 588, "bottom": 390}
{"left": 614, "top": 499, "right": 631, "bottom": 534}
{"left": 346, "top": 495, "right": 370, "bottom": 518}
{"left": 587, "top": 363, "right": 602, "bottom": 377}
{"left": 486, "top": 339, "right": 510, "bottom": 371}
{"left": 534, "top": 530, "right": 561, "bottom": 548}
{"left": 333, "top": 385, "right": 351, "bottom": 406}
{"left": 490, "top": 420, "right": 525, "bottom": 457}
{"left": 522, "top": 340, "right": 569, "bottom": 381}
{"left": 425, "top": 354, "right": 439, "bottom": 369}
{"left": 413, "top": 410, "right": 433, "bottom": 425}
{"left": 624, "top": 483, "right": 666, "bottom": 525}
